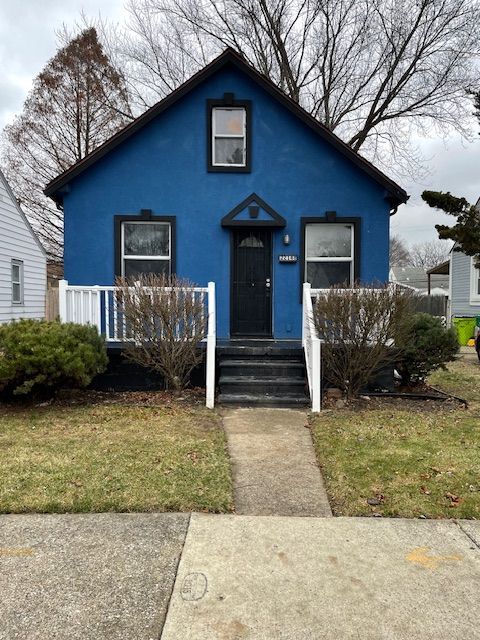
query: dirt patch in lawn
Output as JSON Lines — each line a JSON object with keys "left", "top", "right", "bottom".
{"left": 0, "top": 396, "right": 234, "bottom": 514}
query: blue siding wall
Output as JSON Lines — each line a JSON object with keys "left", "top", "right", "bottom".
{"left": 63, "top": 65, "right": 392, "bottom": 338}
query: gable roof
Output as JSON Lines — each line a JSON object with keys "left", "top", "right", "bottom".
{"left": 44, "top": 48, "right": 408, "bottom": 207}
{"left": 0, "top": 169, "right": 47, "bottom": 256}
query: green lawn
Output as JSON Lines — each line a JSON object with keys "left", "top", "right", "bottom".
{"left": 311, "top": 357, "right": 480, "bottom": 519}
{"left": 0, "top": 400, "right": 233, "bottom": 514}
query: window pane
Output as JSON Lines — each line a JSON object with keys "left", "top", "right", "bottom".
{"left": 12, "top": 282, "right": 21, "bottom": 302}
{"left": 214, "top": 138, "right": 245, "bottom": 165}
{"left": 124, "top": 259, "right": 170, "bottom": 278}
{"left": 214, "top": 108, "right": 245, "bottom": 135}
{"left": 12, "top": 264, "right": 20, "bottom": 282}
{"left": 124, "top": 223, "right": 169, "bottom": 256}
{"left": 306, "top": 224, "right": 352, "bottom": 258}
{"left": 306, "top": 261, "right": 352, "bottom": 288}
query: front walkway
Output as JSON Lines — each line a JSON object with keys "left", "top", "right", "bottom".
{"left": 222, "top": 408, "right": 332, "bottom": 517}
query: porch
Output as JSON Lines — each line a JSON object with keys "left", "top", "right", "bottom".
{"left": 57, "top": 280, "right": 324, "bottom": 411}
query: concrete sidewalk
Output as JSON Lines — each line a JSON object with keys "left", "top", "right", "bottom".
{"left": 223, "top": 408, "right": 332, "bottom": 516}
{"left": 0, "top": 513, "right": 188, "bottom": 640}
{"left": 161, "top": 514, "right": 480, "bottom": 640}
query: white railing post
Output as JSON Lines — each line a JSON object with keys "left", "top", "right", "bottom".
{"left": 206, "top": 281, "right": 216, "bottom": 409}
{"left": 58, "top": 279, "right": 68, "bottom": 323}
{"left": 302, "top": 282, "right": 311, "bottom": 347}
{"left": 311, "top": 336, "right": 321, "bottom": 413}
{"left": 94, "top": 285, "right": 102, "bottom": 334}
{"left": 302, "top": 281, "right": 322, "bottom": 413}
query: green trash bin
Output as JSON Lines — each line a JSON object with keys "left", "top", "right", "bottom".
{"left": 453, "top": 317, "right": 476, "bottom": 346}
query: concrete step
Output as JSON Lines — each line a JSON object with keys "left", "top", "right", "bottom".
{"left": 219, "top": 375, "right": 307, "bottom": 395}
{"left": 220, "top": 359, "right": 305, "bottom": 377}
{"left": 218, "top": 393, "right": 309, "bottom": 407}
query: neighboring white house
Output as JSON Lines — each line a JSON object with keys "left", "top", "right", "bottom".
{"left": 441, "top": 198, "right": 480, "bottom": 320}
{"left": 449, "top": 248, "right": 480, "bottom": 318}
{"left": 0, "top": 169, "right": 46, "bottom": 323}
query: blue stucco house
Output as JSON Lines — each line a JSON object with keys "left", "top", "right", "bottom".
{"left": 45, "top": 49, "right": 407, "bottom": 407}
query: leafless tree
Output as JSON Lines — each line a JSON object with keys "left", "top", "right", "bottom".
{"left": 107, "top": 0, "right": 480, "bottom": 173}
{"left": 313, "top": 284, "right": 412, "bottom": 399}
{"left": 390, "top": 235, "right": 410, "bottom": 267}
{"left": 407, "top": 240, "right": 452, "bottom": 269}
{"left": 1, "top": 27, "right": 132, "bottom": 258}
{"left": 116, "top": 274, "right": 206, "bottom": 391}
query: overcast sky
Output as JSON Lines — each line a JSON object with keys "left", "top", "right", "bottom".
{"left": 1, "top": 0, "right": 479, "bottom": 246}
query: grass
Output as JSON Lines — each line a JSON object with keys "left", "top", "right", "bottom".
{"left": 311, "top": 356, "right": 480, "bottom": 519}
{"left": 0, "top": 400, "right": 234, "bottom": 514}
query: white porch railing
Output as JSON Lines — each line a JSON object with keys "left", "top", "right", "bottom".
{"left": 302, "top": 282, "right": 322, "bottom": 412}
{"left": 58, "top": 279, "right": 216, "bottom": 409}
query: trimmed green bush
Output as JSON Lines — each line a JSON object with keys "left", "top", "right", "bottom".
{"left": 395, "top": 313, "right": 458, "bottom": 384}
{"left": 0, "top": 320, "right": 108, "bottom": 396}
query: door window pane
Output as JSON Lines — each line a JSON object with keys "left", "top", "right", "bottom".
{"left": 124, "top": 259, "right": 170, "bottom": 278}
{"left": 306, "top": 224, "right": 352, "bottom": 258}
{"left": 214, "top": 138, "right": 245, "bottom": 165}
{"left": 124, "top": 223, "right": 169, "bottom": 256}
{"left": 306, "top": 262, "right": 352, "bottom": 288}
{"left": 214, "top": 108, "right": 245, "bottom": 135}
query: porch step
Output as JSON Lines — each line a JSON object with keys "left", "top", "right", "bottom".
{"left": 219, "top": 375, "right": 306, "bottom": 395}
{"left": 217, "top": 393, "right": 309, "bottom": 407}
{"left": 217, "top": 344, "right": 309, "bottom": 408}
{"left": 220, "top": 358, "right": 305, "bottom": 377}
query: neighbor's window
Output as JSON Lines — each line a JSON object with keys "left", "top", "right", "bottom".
{"left": 121, "top": 222, "right": 171, "bottom": 277}
{"left": 212, "top": 107, "right": 246, "bottom": 167}
{"left": 305, "top": 223, "right": 354, "bottom": 288}
{"left": 470, "top": 257, "right": 480, "bottom": 303}
{"left": 11, "top": 259, "right": 24, "bottom": 304}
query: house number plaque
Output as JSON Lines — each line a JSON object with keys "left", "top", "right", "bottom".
{"left": 278, "top": 255, "right": 298, "bottom": 263}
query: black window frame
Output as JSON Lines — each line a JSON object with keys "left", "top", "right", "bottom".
{"left": 300, "top": 215, "right": 361, "bottom": 296}
{"left": 114, "top": 209, "right": 176, "bottom": 278}
{"left": 207, "top": 94, "right": 252, "bottom": 173}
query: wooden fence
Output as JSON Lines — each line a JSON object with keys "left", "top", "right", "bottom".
{"left": 411, "top": 294, "right": 447, "bottom": 317}
{"left": 45, "top": 287, "right": 59, "bottom": 321}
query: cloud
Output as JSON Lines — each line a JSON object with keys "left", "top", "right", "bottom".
{"left": 393, "top": 133, "right": 480, "bottom": 244}
{"left": 0, "top": 0, "right": 127, "bottom": 130}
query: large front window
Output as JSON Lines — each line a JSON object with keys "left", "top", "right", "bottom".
{"left": 305, "top": 223, "right": 354, "bottom": 288}
{"left": 122, "top": 221, "right": 171, "bottom": 277}
{"left": 212, "top": 107, "right": 246, "bottom": 167}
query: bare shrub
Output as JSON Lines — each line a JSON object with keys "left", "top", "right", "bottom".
{"left": 313, "top": 284, "right": 412, "bottom": 399}
{"left": 116, "top": 274, "right": 206, "bottom": 392}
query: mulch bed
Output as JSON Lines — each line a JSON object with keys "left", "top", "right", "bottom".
{"left": 0, "top": 387, "right": 207, "bottom": 410}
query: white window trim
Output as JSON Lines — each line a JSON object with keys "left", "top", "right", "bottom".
{"left": 11, "top": 259, "right": 24, "bottom": 305}
{"left": 469, "top": 256, "right": 480, "bottom": 305}
{"left": 121, "top": 221, "right": 171, "bottom": 277}
{"left": 212, "top": 107, "right": 246, "bottom": 168}
{"left": 305, "top": 224, "right": 355, "bottom": 287}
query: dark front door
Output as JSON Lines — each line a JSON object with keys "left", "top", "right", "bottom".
{"left": 231, "top": 228, "right": 272, "bottom": 337}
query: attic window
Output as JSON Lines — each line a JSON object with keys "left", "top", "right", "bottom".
{"left": 207, "top": 97, "right": 251, "bottom": 172}
{"left": 212, "top": 108, "right": 246, "bottom": 166}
